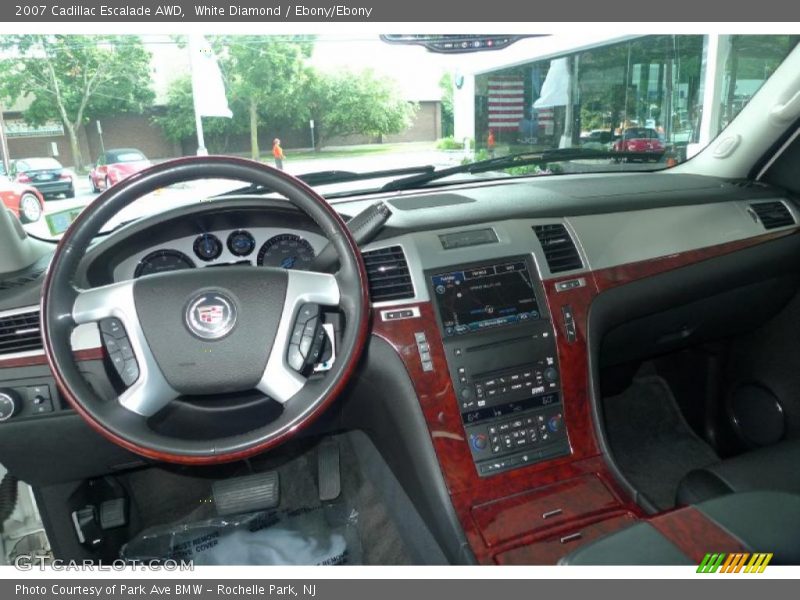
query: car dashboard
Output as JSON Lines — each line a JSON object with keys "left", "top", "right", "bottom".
{"left": 1, "top": 171, "right": 800, "bottom": 565}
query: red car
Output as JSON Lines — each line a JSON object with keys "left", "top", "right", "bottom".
{"left": 0, "top": 177, "right": 45, "bottom": 224}
{"left": 89, "top": 148, "right": 151, "bottom": 192}
{"left": 613, "top": 127, "right": 665, "bottom": 159}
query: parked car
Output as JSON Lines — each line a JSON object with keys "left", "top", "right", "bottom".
{"left": 0, "top": 177, "right": 45, "bottom": 223}
{"left": 89, "top": 148, "right": 151, "bottom": 192}
{"left": 580, "top": 129, "right": 618, "bottom": 151}
{"left": 10, "top": 157, "right": 74, "bottom": 199}
{"left": 612, "top": 127, "right": 665, "bottom": 159}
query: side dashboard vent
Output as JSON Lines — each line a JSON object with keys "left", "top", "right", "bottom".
{"left": 749, "top": 201, "right": 795, "bottom": 230}
{"left": 532, "top": 224, "right": 583, "bottom": 273}
{"left": 361, "top": 246, "right": 415, "bottom": 303}
{"left": 0, "top": 309, "right": 42, "bottom": 355}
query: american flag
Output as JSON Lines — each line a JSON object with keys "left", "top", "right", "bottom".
{"left": 488, "top": 76, "right": 525, "bottom": 131}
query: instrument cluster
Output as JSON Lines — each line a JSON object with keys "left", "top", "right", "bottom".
{"left": 131, "top": 229, "right": 320, "bottom": 279}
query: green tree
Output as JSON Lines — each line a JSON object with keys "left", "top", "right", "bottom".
{"left": 219, "top": 36, "right": 313, "bottom": 160}
{"left": 439, "top": 72, "right": 454, "bottom": 138}
{"left": 153, "top": 75, "right": 248, "bottom": 152}
{"left": 302, "top": 69, "right": 417, "bottom": 149}
{"left": 0, "top": 35, "right": 154, "bottom": 171}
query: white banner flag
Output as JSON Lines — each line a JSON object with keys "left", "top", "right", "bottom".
{"left": 190, "top": 35, "right": 232, "bottom": 118}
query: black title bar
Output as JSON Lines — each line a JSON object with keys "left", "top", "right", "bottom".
{"left": 1, "top": 0, "right": 799, "bottom": 22}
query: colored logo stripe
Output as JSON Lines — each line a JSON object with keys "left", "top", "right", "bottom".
{"left": 697, "top": 553, "right": 773, "bottom": 573}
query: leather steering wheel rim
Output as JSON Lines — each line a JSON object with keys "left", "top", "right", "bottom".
{"left": 41, "top": 156, "right": 370, "bottom": 465}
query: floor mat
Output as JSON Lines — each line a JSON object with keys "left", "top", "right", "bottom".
{"left": 120, "top": 433, "right": 414, "bottom": 564}
{"left": 603, "top": 375, "right": 719, "bottom": 510}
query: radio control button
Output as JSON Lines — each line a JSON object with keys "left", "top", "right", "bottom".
{"left": 471, "top": 434, "right": 488, "bottom": 450}
{"left": 548, "top": 414, "right": 563, "bottom": 433}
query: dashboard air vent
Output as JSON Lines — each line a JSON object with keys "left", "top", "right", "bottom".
{"left": 0, "top": 309, "right": 42, "bottom": 355}
{"left": 533, "top": 224, "right": 583, "bottom": 273}
{"left": 362, "top": 246, "right": 415, "bottom": 303}
{"left": 749, "top": 201, "right": 795, "bottom": 230}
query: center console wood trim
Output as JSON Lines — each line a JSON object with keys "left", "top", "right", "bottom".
{"left": 373, "top": 227, "right": 799, "bottom": 564}
{"left": 0, "top": 348, "right": 104, "bottom": 370}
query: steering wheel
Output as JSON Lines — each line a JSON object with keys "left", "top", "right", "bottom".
{"left": 41, "top": 156, "right": 370, "bottom": 464}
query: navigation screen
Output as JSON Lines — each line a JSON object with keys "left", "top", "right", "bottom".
{"left": 431, "top": 261, "right": 540, "bottom": 336}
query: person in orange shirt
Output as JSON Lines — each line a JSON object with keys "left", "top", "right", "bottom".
{"left": 272, "top": 138, "right": 285, "bottom": 170}
{"left": 487, "top": 129, "right": 496, "bottom": 158}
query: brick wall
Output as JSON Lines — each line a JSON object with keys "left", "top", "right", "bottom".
{"left": 3, "top": 100, "right": 440, "bottom": 169}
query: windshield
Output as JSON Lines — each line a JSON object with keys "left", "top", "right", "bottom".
{"left": 0, "top": 33, "right": 796, "bottom": 241}
{"left": 16, "top": 157, "right": 63, "bottom": 171}
{"left": 110, "top": 151, "right": 147, "bottom": 163}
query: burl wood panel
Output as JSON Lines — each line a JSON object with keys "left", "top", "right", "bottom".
{"left": 493, "top": 513, "right": 638, "bottom": 565}
{"left": 0, "top": 348, "right": 104, "bottom": 369}
{"left": 373, "top": 303, "right": 642, "bottom": 564}
{"left": 592, "top": 229, "right": 799, "bottom": 292}
{"left": 472, "top": 474, "right": 619, "bottom": 547}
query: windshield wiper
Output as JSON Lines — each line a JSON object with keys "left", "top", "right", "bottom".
{"left": 217, "top": 165, "right": 436, "bottom": 197}
{"left": 381, "top": 148, "right": 662, "bottom": 192}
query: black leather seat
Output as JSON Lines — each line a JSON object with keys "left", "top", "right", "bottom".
{"left": 562, "top": 491, "right": 800, "bottom": 565}
{"left": 676, "top": 439, "right": 800, "bottom": 506}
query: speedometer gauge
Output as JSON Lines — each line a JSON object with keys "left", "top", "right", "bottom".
{"left": 134, "top": 250, "right": 195, "bottom": 278}
{"left": 257, "top": 234, "right": 315, "bottom": 270}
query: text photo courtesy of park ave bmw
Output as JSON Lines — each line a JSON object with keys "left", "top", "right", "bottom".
{"left": 0, "top": 0, "right": 800, "bottom": 595}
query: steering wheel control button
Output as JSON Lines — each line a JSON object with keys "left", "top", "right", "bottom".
{"left": 100, "top": 318, "right": 126, "bottom": 339}
{"left": 185, "top": 292, "right": 238, "bottom": 340}
{"left": 120, "top": 360, "right": 140, "bottom": 387}
{"left": 290, "top": 322, "right": 305, "bottom": 345}
{"left": 287, "top": 344, "right": 305, "bottom": 372}
{"left": 117, "top": 337, "right": 135, "bottom": 360}
{"left": 299, "top": 333, "right": 314, "bottom": 358}
{"left": 109, "top": 352, "right": 125, "bottom": 372}
{"left": 287, "top": 303, "right": 330, "bottom": 374}
{"left": 308, "top": 327, "right": 328, "bottom": 363}
{"left": 298, "top": 303, "right": 320, "bottom": 322}
{"left": 102, "top": 334, "right": 120, "bottom": 354}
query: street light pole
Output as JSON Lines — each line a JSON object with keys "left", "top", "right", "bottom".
{"left": 0, "top": 103, "right": 11, "bottom": 174}
{"left": 96, "top": 120, "right": 106, "bottom": 156}
{"left": 189, "top": 36, "right": 208, "bottom": 156}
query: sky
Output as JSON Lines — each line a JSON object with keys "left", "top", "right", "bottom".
{"left": 142, "top": 34, "right": 458, "bottom": 104}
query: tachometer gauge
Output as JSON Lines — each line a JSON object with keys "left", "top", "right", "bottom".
{"left": 134, "top": 250, "right": 195, "bottom": 278}
{"left": 257, "top": 234, "right": 316, "bottom": 270}
{"left": 193, "top": 233, "right": 223, "bottom": 261}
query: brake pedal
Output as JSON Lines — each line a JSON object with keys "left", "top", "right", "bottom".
{"left": 212, "top": 471, "right": 280, "bottom": 516}
{"left": 317, "top": 439, "right": 341, "bottom": 501}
